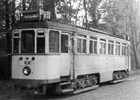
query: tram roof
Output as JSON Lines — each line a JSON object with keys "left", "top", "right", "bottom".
{"left": 13, "top": 20, "right": 128, "bottom": 40}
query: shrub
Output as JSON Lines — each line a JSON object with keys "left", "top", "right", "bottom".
{"left": 0, "top": 55, "right": 11, "bottom": 80}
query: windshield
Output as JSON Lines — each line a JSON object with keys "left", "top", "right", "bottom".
{"left": 21, "top": 30, "right": 35, "bottom": 53}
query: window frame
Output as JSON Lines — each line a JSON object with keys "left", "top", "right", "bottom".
{"left": 108, "top": 40, "right": 114, "bottom": 55}
{"left": 12, "top": 32, "right": 20, "bottom": 54}
{"left": 61, "top": 33, "right": 69, "bottom": 53}
{"left": 115, "top": 42, "right": 120, "bottom": 55}
{"left": 48, "top": 29, "right": 60, "bottom": 54}
{"left": 99, "top": 39, "right": 106, "bottom": 55}
{"left": 36, "top": 30, "right": 45, "bottom": 54}
{"left": 89, "top": 36, "right": 97, "bottom": 54}
{"left": 77, "top": 34, "right": 87, "bottom": 54}
{"left": 122, "top": 43, "right": 126, "bottom": 56}
{"left": 21, "top": 30, "right": 35, "bottom": 54}
{"left": 126, "top": 44, "right": 129, "bottom": 56}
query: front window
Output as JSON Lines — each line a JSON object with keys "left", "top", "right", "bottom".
{"left": 13, "top": 38, "right": 19, "bottom": 53}
{"left": 21, "top": 30, "right": 35, "bottom": 53}
{"left": 13, "top": 33, "right": 19, "bottom": 53}
{"left": 49, "top": 30, "right": 59, "bottom": 53}
{"left": 37, "top": 32, "right": 45, "bottom": 53}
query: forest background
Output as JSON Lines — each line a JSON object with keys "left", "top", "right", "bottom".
{"left": 0, "top": 0, "right": 140, "bottom": 80}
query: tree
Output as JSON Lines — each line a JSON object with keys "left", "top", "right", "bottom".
{"left": 56, "top": 0, "right": 78, "bottom": 24}
{"left": 0, "top": 0, "right": 5, "bottom": 31}
{"left": 100, "top": 0, "right": 127, "bottom": 35}
{"left": 128, "top": 0, "right": 140, "bottom": 69}
{"left": 56, "top": 0, "right": 102, "bottom": 27}
{"left": 83, "top": 0, "right": 88, "bottom": 27}
{"left": 88, "top": 0, "right": 102, "bottom": 28}
{"left": 5, "top": 0, "right": 10, "bottom": 30}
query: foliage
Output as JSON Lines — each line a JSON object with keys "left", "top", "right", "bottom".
{"left": 0, "top": 56, "right": 11, "bottom": 80}
{"left": 128, "top": 0, "right": 140, "bottom": 69}
{"left": 99, "top": 0, "right": 128, "bottom": 35}
{"left": 0, "top": 0, "right": 5, "bottom": 31}
{"left": 55, "top": 0, "right": 102, "bottom": 27}
{"left": 56, "top": 0, "right": 76, "bottom": 24}
{"left": 0, "top": 35, "right": 10, "bottom": 80}
{"left": 0, "top": 0, "right": 140, "bottom": 81}
{"left": 83, "top": 0, "right": 102, "bottom": 28}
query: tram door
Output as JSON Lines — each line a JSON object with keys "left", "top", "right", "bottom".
{"left": 60, "top": 33, "right": 71, "bottom": 76}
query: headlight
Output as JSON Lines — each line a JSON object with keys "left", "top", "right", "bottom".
{"left": 23, "top": 66, "right": 31, "bottom": 75}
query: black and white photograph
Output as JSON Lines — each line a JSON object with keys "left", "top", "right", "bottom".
{"left": 0, "top": 0, "right": 140, "bottom": 100}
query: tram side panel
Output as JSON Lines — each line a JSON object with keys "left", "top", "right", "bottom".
{"left": 74, "top": 55, "right": 114, "bottom": 83}
{"left": 98, "top": 55, "right": 114, "bottom": 82}
{"left": 74, "top": 55, "right": 99, "bottom": 77}
{"left": 59, "top": 53, "right": 71, "bottom": 76}
{"left": 74, "top": 54, "right": 129, "bottom": 83}
{"left": 114, "top": 56, "right": 127, "bottom": 71}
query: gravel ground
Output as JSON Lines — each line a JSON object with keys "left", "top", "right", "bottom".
{"left": 0, "top": 70, "right": 140, "bottom": 100}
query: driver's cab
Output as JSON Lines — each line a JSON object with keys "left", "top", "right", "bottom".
{"left": 12, "top": 29, "right": 70, "bottom": 55}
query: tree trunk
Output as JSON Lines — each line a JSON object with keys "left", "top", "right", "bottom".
{"left": 131, "top": 30, "right": 140, "bottom": 68}
{"left": 75, "top": 0, "right": 82, "bottom": 25}
{"left": 12, "top": 0, "right": 15, "bottom": 25}
{"left": 83, "top": 0, "right": 88, "bottom": 27}
{"left": 5, "top": 0, "right": 11, "bottom": 54}
{"left": 23, "top": 0, "right": 26, "bottom": 10}
{"left": 5, "top": 0, "right": 9, "bottom": 30}
{"left": 128, "top": 0, "right": 140, "bottom": 69}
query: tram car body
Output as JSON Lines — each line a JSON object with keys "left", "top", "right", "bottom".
{"left": 12, "top": 10, "right": 131, "bottom": 94}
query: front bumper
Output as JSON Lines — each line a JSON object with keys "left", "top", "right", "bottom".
{"left": 13, "top": 78, "right": 60, "bottom": 88}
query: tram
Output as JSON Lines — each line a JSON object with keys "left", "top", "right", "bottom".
{"left": 12, "top": 9, "right": 131, "bottom": 94}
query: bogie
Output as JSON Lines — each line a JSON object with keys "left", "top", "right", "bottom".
{"left": 112, "top": 70, "right": 128, "bottom": 83}
{"left": 73, "top": 74, "right": 99, "bottom": 91}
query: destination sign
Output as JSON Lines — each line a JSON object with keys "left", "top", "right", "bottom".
{"left": 22, "top": 9, "right": 40, "bottom": 21}
{"left": 24, "top": 14, "right": 39, "bottom": 19}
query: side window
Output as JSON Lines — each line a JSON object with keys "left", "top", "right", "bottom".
{"left": 13, "top": 33, "right": 19, "bottom": 53}
{"left": 77, "top": 35, "right": 86, "bottom": 53}
{"left": 124, "top": 44, "right": 127, "bottom": 56}
{"left": 77, "top": 38, "right": 82, "bottom": 53}
{"left": 108, "top": 40, "right": 114, "bottom": 55}
{"left": 99, "top": 39, "right": 106, "bottom": 54}
{"left": 89, "top": 37, "right": 97, "bottom": 54}
{"left": 83, "top": 40, "right": 86, "bottom": 53}
{"left": 37, "top": 31, "right": 45, "bottom": 53}
{"left": 122, "top": 43, "right": 126, "bottom": 56}
{"left": 61, "top": 34, "right": 68, "bottom": 53}
{"left": 115, "top": 42, "right": 120, "bottom": 55}
{"left": 49, "top": 30, "right": 59, "bottom": 53}
{"left": 126, "top": 45, "right": 129, "bottom": 56}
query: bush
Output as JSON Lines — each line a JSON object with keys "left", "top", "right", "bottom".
{"left": 0, "top": 34, "right": 11, "bottom": 80}
{"left": 0, "top": 55, "right": 11, "bottom": 80}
